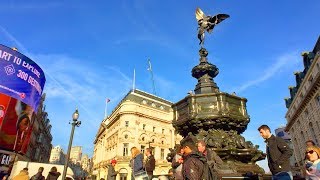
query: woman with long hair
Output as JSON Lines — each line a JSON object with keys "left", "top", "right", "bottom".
{"left": 130, "top": 147, "right": 144, "bottom": 180}
{"left": 305, "top": 146, "right": 320, "bottom": 179}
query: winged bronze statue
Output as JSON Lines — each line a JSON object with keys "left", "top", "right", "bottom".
{"left": 195, "top": 8, "right": 230, "bottom": 46}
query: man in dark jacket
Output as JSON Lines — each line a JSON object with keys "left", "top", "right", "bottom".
{"left": 107, "top": 159, "right": 118, "bottom": 180}
{"left": 258, "top": 125, "right": 293, "bottom": 180}
{"left": 144, "top": 148, "right": 155, "bottom": 179}
{"left": 31, "top": 167, "right": 45, "bottom": 180}
{"left": 46, "top": 166, "right": 60, "bottom": 180}
{"left": 198, "top": 140, "right": 223, "bottom": 169}
{"left": 181, "top": 135, "right": 205, "bottom": 180}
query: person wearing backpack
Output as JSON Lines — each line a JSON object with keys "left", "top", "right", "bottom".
{"left": 180, "top": 135, "right": 206, "bottom": 180}
{"left": 198, "top": 140, "right": 220, "bottom": 180}
{"left": 31, "top": 167, "right": 45, "bottom": 180}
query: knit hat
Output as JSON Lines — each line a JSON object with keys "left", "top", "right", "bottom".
{"left": 110, "top": 159, "right": 117, "bottom": 164}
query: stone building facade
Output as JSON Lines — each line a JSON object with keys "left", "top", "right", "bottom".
{"left": 70, "top": 146, "right": 82, "bottom": 164}
{"left": 92, "top": 89, "right": 182, "bottom": 180}
{"left": 285, "top": 37, "right": 320, "bottom": 168}
{"left": 25, "top": 94, "right": 53, "bottom": 163}
{"left": 49, "top": 145, "right": 65, "bottom": 165}
{"left": 81, "top": 154, "right": 91, "bottom": 177}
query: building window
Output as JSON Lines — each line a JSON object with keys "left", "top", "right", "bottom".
{"left": 123, "top": 143, "right": 128, "bottom": 156}
{"left": 125, "top": 121, "right": 129, "bottom": 127}
{"left": 161, "top": 140, "right": 164, "bottom": 144}
{"left": 141, "top": 145, "right": 145, "bottom": 155}
{"left": 152, "top": 139, "right": 155, "bottom": 143}
{"left": 143, "top": 124, "right": 146, "bottom": 130}
{"left": 125, "top": 135, "right": 128, "bottom": 139}
{"left": 120, "top": 172, "right": 128, "bottom": 180}
{"left": 309, "top": 122, "right": 318, "bottom": 144}
{"left": 304, "top": 109, "right": 309, "bottom": 117}
{"left": 162, "top": 129, "right": 164, "bottom": 134}
{"left": 142, "top": 100, "right": 147, "bottom": 104}
{"left": 142, "top": 137, "right": 145, "bottom": 141}
{"left": 309, "top": 75, "right": 314, "bottom": 82}
{"left": 316, "top": 95, "right": 320, "bottom": 107}
{"left": 316, "top": 121, "right": 320, "bottom": 134}
{"left": 161, "top": 149, "right": 164, "bottom": 160}
{"left": 153, "top": 127, "right": 155, "bottom": 132}
{"left": 301, "top": 131, "right": 305, "bottom": 145}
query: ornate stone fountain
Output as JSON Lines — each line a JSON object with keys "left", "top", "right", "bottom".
{"left": 171, "top": 7, "right": 266, "bottom": 178}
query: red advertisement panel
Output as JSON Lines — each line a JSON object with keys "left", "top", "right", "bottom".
{"left": 0, "top": 93, "right": 34, "bottom": 154}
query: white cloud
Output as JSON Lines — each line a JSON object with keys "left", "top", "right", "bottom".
{"left": 33, "top": 54, "right": 132, "bottom": 117}
{"left": 234, "top": 52, "right": 300, "bottom": 93}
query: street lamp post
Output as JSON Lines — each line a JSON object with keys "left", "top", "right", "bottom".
{"left": 62, "top": 109, "right": 81, "bottom": 180}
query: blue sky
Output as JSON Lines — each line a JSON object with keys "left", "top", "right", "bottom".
{"left": 1, "top": 0, "right": 319, "bottom": 172}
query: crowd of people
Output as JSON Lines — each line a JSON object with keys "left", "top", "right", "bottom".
{"left": 103, "top": 124, "right": 320, "bottom": 180}
{"left": 8, "top": 123, "right": 320, "bottom": 180}
{"left": 103, "top": 135, "right": 219, "bottom": 180}
{"left": 4, "top": 166, "right": 61, "bottom": 180}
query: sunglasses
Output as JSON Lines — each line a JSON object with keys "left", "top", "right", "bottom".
{"left": 306, "top": 150, "right": 315, "bottom": 155}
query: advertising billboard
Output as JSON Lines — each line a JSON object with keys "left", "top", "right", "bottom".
{"left": 0, "top": 94, "right": 35, "bottom": 154}
{"left": 0, "top": 45, "right": 45, "bottom": 155}
{"left": 0, "top": 44, "right": 46, "bottom": 111}
{"left": 0, "top": 45, "right": 45, "bottom": 176}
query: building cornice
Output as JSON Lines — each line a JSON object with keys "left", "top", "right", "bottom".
{"left": 285, "top": 54, "right": 320, "bottom": 131}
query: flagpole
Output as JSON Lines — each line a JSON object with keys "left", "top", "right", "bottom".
{"left": 104, "top": 102, "right": 107, "bottom": 119}
{"left": 133, "top": 68, "right": 136, "bottom": 92}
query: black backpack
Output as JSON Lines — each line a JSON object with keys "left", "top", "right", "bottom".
{"left": 202, "top": 162, "right": 218, "bottom": 180}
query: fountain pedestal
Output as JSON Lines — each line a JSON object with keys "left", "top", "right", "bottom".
{"left": 172, "top": 48, "right": 266, "bottom": 177}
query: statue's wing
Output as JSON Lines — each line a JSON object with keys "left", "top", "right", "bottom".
{"left": 210, "top": 14, "right": 230, "bottom": 24}
{"left": 195, "top": 8, "right": 205, "bottom": 21}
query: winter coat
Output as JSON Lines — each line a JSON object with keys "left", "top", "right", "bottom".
{"left": 171, "top": 154, "right": 183, "bottom": 180}
{"left": 130, "top": 153, "right": 144, "bottom": 175}
{"left": 306, "top": 159, "right": 320, "bottom": 179}
{"left": 107, "top": 164, "right": 118, "bottom": 180}
{"left": 31, "top": 172, "right": 45, "bottom": 180}
{"left": 204, "top": 148, "right": 223, "bottom": 169}
{"left": 182, "top": 151, "right": 205, "bottom": 180}
{"left": 12, "top": 170, "right": 29, "bottom": 180}
{"left": 46, "top": 171, "right": 61, "bottom": 180}
{"left": 144, "top": 155, "right": 155, "bottom": 175}
{"left": 265, "top": 135, "right": 293, "bottom": 175}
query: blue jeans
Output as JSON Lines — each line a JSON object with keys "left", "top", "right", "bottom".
{"left": 272, "top": 171, "right": 293, "bottom": 180}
